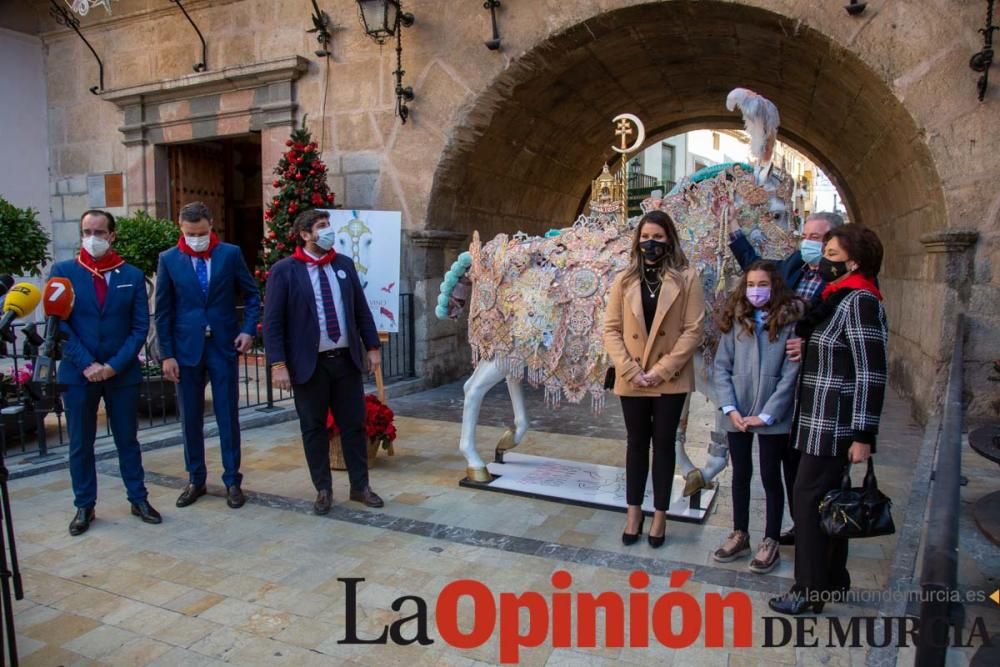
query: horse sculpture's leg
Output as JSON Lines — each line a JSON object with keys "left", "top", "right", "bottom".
{"left": 675, "top": 359, "right": 731, "bottom": 496}
{"left": 496, "top": 375, "right": 529, "bottom": 460}
{"left": 459, "top": 361, "right": 507, "bottom": 482}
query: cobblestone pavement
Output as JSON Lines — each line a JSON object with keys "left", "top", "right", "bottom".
{"left": 7, "top": 381, "right": 998, "bottom": 666}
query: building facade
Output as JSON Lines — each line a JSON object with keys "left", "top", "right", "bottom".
{"left": 1, "top": 0, "right": 997, "bottom": 421}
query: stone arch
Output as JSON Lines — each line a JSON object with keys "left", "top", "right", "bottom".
{"left": 422, "top": 0, "right": 954, "bottom": 414}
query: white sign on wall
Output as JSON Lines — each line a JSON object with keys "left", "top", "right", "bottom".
{"left": 320, "top": 209, "right": 402, "bottom": 333}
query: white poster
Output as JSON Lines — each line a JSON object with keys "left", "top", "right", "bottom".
{"left": 320, "top": 209, "right": 402, "bottom": 333}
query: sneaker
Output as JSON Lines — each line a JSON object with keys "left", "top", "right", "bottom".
{"left": 749, "top": 537, "right": 780, "bottom": 574}
{"left": 712, "top": 530, "right": 750, "bottom": 562}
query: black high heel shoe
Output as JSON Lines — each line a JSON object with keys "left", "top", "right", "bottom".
{"left": 647, "top": 514, "right": 665, "bottom": 548}
{"left": 768, "top": 589, "right": 825, "bottom": 615}
{"left": 622, "top": 514, "right": 645, "bottom": 546}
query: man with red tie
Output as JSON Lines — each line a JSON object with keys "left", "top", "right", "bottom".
{"left": 49, "top": 210, "right": 160, "bottom": 535}
{"left": 154, "top": 202, "right": 260, "bottom": 509}
{"left": 263, "top": 209, "right": 383, "bottom": 514}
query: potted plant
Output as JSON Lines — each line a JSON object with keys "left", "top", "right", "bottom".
{"left": 1, "top": 362, "right": 39, "bottom": 442}
{"left": 114, "top": 211, "right": 180, "bottom": 415}
{"left": 326, "top": 394, "right": 397, "bottom": 470}
{"left": 0, "top": 197, "right": 52, "bottom": 277}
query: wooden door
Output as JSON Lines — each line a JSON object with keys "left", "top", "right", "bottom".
{"left": 168, "top": 143, "right": 227, "bottom": 238}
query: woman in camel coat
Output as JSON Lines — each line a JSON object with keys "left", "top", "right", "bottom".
{"left": 604, "top": 210, "right": 705, "bottom": 548}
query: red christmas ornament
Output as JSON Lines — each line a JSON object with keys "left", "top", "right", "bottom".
{"left": 295, "top": 173, "right": 303, "bottom": 181}
{"left": 272, "top": 179, "right": 280, "bottom": 188}
{"left": 285, "top": 139, "right": 293, "bottom": 147}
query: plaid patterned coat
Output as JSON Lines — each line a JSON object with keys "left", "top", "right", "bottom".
{"left": 792, "top": 288, "right": 888, "bottom": 457}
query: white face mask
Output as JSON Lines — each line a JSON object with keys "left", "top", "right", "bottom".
{"left": 82, "top": 235, "right": 110, "bottom": 259}
{"left": 185, "top": 234, "right": 211, "bottom": 252}
{"left": 315, "top": 226, "right": 337, "bottom": 251}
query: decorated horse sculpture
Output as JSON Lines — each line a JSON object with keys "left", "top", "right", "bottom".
{"left": 438, "top": 88, "right": 796, "bottom": 491}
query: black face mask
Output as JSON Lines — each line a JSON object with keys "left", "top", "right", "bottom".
{"left": 817, "top": 256, "right": 850, "bottom": 283}
{"left": 639, "top": 239, "right": 669, "bottom": 262}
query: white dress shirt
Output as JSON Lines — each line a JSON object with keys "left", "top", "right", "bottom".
{"left": 304, "top": 249, "right": 349, "bottom": 351}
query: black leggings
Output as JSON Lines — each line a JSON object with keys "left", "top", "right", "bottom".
{"left": 620, "top": 393, "right": 687, "bottom": 511}
{"left": 727, "top": 431, "right": 799, "bottom": 539}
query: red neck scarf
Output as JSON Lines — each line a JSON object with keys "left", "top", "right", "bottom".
{"left": 78, "top": 249, "right": 125, "bottom": 309}
{"left": 77, "top": 248, "right": 125, "bottom": 278}
{"left": 177, "top": 231, "right": 221, "bottom": 259}
{"left": 821, "top": 273, "right": 883, "bottom": 302}
{"left": 292, "top": 246, "right": 337, "bottom": 266}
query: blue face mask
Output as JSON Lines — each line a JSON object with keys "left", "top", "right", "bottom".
{"left": 800, "top": 239, "right": 823, "bottom": 265}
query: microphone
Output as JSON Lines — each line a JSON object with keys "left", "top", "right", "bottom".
{"left": 0, "top": 274, "right": 13, "bottom": 298}
{"left": 0, "top": 283, "right": 42, "bottom": 340}
{"left": 32, "top": 278, "right": 76, "bottom": 387}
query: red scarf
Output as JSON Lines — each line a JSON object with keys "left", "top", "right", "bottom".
{"left": 821, "top": 273, "right": 883, "bottom": 302}
{"left": 177, "top": 231, "right": 221, "bottom": 259}
{"left": 292, "top": 246, "right": 337, "bottom": 266}
{"left": 77, "top": 249, "right": 125, "bottom": 309}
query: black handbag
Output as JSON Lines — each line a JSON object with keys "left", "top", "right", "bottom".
{"left": 818, "top": 458, "right": 895, "bottom": 539}
{"left": 603, "top": 366, "right": 616, "bottom": 390}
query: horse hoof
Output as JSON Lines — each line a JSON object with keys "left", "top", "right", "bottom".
{"left": 466, "top": 466, "right": 491, "bottom": 483}
{"left": 497, "top": 428, "right": 520, "bottom": 452}
{"left": 682, "top": 469, "right": 706, "bottom": 497}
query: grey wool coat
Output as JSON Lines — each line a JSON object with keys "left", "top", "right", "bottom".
{"left": 712, "top": 304, "right": 802, "bottom": 434}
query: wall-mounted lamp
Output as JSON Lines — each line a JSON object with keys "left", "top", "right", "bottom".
{"left": 844, "top": 0, "right": 867, "bottom": 16}
{"left": 357, "top": 0, "right": 413, "bottom": 46}
{"left": 970, "top": 0, "right": 997, "bottom": 101}
{"left": 484, "top": 0, "right": 501, "bottom": 51}
{"left": 356, "top": 0, "right": 415, "bottom": 123}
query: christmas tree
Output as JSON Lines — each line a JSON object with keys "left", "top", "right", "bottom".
{"left": 256, "top": 121, "right": 336, "bottom": 289}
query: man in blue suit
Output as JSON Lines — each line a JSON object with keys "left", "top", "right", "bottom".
{"left": 155, "top": 202, "right": 260, "bottom": 509}
{"left": 263, "top": 209, "right": 383, "bottom": 514}
{"left": 51, "top": 210, "right": 161, "bottom": 536}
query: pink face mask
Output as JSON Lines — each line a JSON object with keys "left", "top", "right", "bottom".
{"left": 746, "top": 286, "right": 771, "bottom": 308}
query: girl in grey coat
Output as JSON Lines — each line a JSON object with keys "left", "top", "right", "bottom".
{"left": 711, "top": 261, "right": 803, "bottom": 573}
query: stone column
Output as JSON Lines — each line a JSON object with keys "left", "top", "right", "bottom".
{"left": 408, "top": 230, "right": 470, "bottom": 385}
{"left": 919, "top": 229, "right": 979, "bottom": 415}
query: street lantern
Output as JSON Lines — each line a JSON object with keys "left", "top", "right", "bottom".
{"left": 356, "top": 0, "right": 414, "bottom": 46}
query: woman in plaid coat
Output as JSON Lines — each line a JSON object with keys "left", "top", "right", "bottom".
{"left": 769, "top": 225, "right": 888, "bottom": 615}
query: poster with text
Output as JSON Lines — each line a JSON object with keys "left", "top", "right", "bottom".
{"left": 320, "top": 209, "right": 402, "bottom": 333}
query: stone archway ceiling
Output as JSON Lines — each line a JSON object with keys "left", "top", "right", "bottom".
{"left": 430, "top": 0, "right": 946, "bottom": 279}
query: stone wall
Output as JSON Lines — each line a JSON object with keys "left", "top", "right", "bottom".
{"left": 31, "top": 0, "right": 1000, "bottom": 421}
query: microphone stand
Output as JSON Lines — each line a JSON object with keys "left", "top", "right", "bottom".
{"left": 26, "top": 321, "right": 66, "bottom": 463}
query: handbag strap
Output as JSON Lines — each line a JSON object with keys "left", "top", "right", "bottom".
{"left": 863, "top": 457, "right": 879, "bottom": 492}
{"left": 840, "top": 463, "right": 853, "bottom": 490}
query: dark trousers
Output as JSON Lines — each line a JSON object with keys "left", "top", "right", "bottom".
{"left": 64, "top": 382, "right": 148, "bottom": 509}
{"left": 727, "top": 431, "right": 799, "bottom": 539}
{"left": 177, "top": 342, "right": 242, "bottom": 488}
{"left": 620, "top": 393, "right": 686, "bottom": 511}
{"left": 792, "top": 451, "right": 851, "bottom": 592}
{"left": 292, "top": 352, "right": 368, "bottom": 492}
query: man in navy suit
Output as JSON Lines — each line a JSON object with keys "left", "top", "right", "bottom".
{"left": 263, "top": 209, "right": 383, "bottom": 514}
{"left": 155, "top": 202, "right": 260, "bottom": 509}
{"left": 50, "top": 210, "right": 161, "bottom": 535}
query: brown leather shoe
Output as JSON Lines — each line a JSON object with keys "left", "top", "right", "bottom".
{"left": 226, "top": 485, "right": 246, "bottom": 509}
{"left": 176, "top": 484, "right": 206, "bottom": 508}
{"left": 349, "top": 486, "right": 384, "bottom": 508}
{"left": 314, "top": 489, "right": 332, "bottom": 515}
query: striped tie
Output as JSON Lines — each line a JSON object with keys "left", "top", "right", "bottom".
{"left": 316, "top": 267, "right": 341, "bottom": 343}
